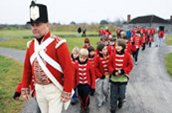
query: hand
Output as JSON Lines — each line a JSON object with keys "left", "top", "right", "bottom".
{"left": 104, "top": 72, "right": 110, "bottom": 78}
{"left": 21, "top": 94, "right": 30, "bottom": 101}
{"left": 13, "top": 92, "right": 21, "bottom": 100}
{"left": 61, "top": 91, "right": 71, "bottom": 103}
{"left": 118, "top": 69, "right": 124, "bottom": 75}
{"left": 90, "top": 89, "right": 95, "bottom": 96}
{"left": 112, "top": 70, "right": 118, "bottom": 76}
{"left": 115, "top": 72, "right": 120, "bottom": 76}
{"left": 100, "top": 75, "right": 105, "bottom": 79}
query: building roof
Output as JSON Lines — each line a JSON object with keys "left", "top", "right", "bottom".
{"left": 129, "top": 15, "right": 170, "bottom": 24}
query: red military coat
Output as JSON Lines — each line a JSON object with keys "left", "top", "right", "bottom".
{"left": 21, "top": 32, "right": 74, "bottom": 93}
{"left": 108, "top": 51, "right": 133, "bottom": 77}
{"left": 74, "top": 61, "right": 96, "bottom": 89}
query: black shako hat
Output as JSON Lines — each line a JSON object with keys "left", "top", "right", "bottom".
{"left": 27, "top": 1, "right": 48, "bottom": 24}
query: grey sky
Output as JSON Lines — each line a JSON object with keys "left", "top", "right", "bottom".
{"left": 0, "top": 0, "right": 172, "bottom": 24}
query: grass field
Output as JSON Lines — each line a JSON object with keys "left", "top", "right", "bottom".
{"left": 164, "top": 53, "right": 172, "bottom": 76}
{"left": 166, "top": 35, "right": 172, "bottom": 45}
{"left": 0, "top": 56, "right": 23, "bottom": 113}
{"left": 0, "top": 29, "right": 98, "bottom": 38}
{"left": 0, "top": 36, "right": 100, "bottom": 51}
{"left": 164, "top": 35, "right": 172, "bottom": 76}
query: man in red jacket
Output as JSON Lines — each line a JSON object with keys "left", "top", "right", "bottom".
{"left": 21, "top": 1, "right": 74, "bottom": 113}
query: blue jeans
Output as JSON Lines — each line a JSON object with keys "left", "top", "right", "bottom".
{"left": 110, "top": 83, "right": 127, "bottom": 111}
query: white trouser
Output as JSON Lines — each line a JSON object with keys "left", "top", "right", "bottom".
{"left": 35, "top": 83, "right": 63, "bottom": 113}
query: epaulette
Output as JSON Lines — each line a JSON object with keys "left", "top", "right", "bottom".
{"left": 51, "top": 35, "right": 63, "bottom": 43}
{"left": 26, "top": 39, "right": 33, "bottom": 48}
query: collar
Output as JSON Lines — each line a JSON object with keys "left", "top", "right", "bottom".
{"left": 42, "top": 31, "right": 51, "bottom": 42}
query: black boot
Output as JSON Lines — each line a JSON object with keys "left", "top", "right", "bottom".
{"left": 110, "top": 109, "right": 116, "bottom": 113}
{"left": 84, "top": 107, "right": 90, "bottom": 113}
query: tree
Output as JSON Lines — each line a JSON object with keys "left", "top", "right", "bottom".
{"left": 70, "top": 21, "right": 76, "bottom": 25}
{"left": 100, "top": 20, "right": 109, "bottom": 25}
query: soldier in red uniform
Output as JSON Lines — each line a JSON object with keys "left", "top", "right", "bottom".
{"left": 131, "top": 31, "right": 143, "bottom": 65}
{"left": 21, "top": 1, "right": 74, "bottom": 113}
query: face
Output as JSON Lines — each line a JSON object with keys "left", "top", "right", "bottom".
{"left": 73, "top": 52, "right": 79, "bottom": 59}
{"left": 101, "top": 46, "right": 108, "bottom": 55}
{"left": 79, "top": 55, "right": 88, "bottom": 62}
{"left": 109, "top": 41, "right": 115, "bottom": 46}
{"left": 31, "top": 23, "right": 49, "bottom": 39}
{"left": 136, "top": 33, "right": 141, "bottom": 37}
{"left": 89, "top": 51, "right": 95, "bottom": 57}
{"left": 84, "top": 43, "right": 90, "bottom": 47}
{"left": 116, "top": 42, "right": 123, "bottom": 52}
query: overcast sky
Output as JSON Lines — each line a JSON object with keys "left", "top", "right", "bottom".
{"left": 0, "top": 0, "right": 172, "bottom": 24}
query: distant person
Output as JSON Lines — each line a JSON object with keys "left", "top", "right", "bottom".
{"left": 98, "top": 27, "right": 105, "bottom": 38}
{"left": 105, "top": 27, "right": 112, "bottom": 39}
{"left": 82, "top": 27, "right": 87, "bottom": 37}
{"left": 156, "top": 30, "right": 164, "bottom": 47}
{"left": 82, "top": 38, "right": 91, "bottom": 49}
{"left": 131, "top": 31, "right": 142, "bottom": 65}
{"left": 21, "top": 1, "right": 74, "bottom": 113}
{"left": 77, "top": 27, "right": 82, "bottom": 37}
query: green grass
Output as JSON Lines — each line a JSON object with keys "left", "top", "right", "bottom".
{"left": 0, "top": 29, "right": 98, "bottom": 39}
{"left": 0, "top": 29, "right": 32, "bottom": 38}
{"left": 164, "top": 53, "right": 172, "bottom": 76}
{"left": 0, "top": 38, "right": 30, "bottom": 50}
{"left": 0, "top": 36, "right": 100, "bottom": 51}
{"left": 0, "top": 56, "right": 23, "bottom": 113}
{"left": 166, "top": 35, "right": 172, "bottom": 46}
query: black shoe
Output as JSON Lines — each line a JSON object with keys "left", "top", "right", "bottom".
{"left": 84, "top": 107, "right": 90, "bottom": 113}
{"left": 118, "top": 100, "right": 123, "bottom": 109}
{"left": 110, "top": 109, "right": 116, "bottom": 113}
{"left": 71, "top": 99, "right": 78, "bottom": 105}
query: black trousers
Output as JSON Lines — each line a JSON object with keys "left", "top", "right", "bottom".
{"left": 77, "top": 84, "right": 91, "bottom": 110}
{"left": 132, "top": 48, "right": 140, "bottom": 62}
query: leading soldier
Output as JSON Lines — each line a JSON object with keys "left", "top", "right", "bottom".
{"left": 21, "top": 1, "right": 74, "bottom": 113}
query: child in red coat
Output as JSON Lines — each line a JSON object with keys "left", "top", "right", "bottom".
{"left": 108, "top": 39, "right": 133, "bottom": 113}
{"left": 74, "top": 48, "right": 96, "bottom": 113}
{"left": 94, "top": 43, "right": 111, "bottom": 108}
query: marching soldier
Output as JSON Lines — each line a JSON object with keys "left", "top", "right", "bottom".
{"left": 21, "top": 1, "right": 74, "bottom": 113}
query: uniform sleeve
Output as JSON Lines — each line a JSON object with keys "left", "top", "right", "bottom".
{"left": 94, "top": 56, "right": 102, "bottom": 78}
{"left": 56, "top": 43, "right": 75, "bottom": 93}
{"left": 108, "top": 54, "right": 115, "bottom": 74}
{"left": 15, "top": 82, "right": 22, "bottom": 93}
{"left": 123, "top": 53, "right": 133, "bottom": 76}
{"left": 21, "top": 48, "right": 32, "bottom": 89}
{"left": 89, "top": 63, "right": 96, "bottom": 89}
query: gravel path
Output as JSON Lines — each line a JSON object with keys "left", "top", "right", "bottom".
{"left": 0, "top": 42, "right": 172, "bottom": 113}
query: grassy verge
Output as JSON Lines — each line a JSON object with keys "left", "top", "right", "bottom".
{"left": 164, "top": 53, "right": 172, "bottom": 76}
{"left": 0, "top": 36, "right": 100, "bottom": 51}
{"left": 0, "top": 56, "right": 23, "bottom": 113}
{"left": 0, "top": 29, "right": 98, "bottom": 39}
{"left": 166, "top": 35, "right": 172, "bottom": 46}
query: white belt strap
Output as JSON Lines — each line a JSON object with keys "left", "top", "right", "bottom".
{"left": 39, "top": 50, "right": 63, "bottom": 73}
{"left": 30, "top": 38, "right": 54, "bottom": 64}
